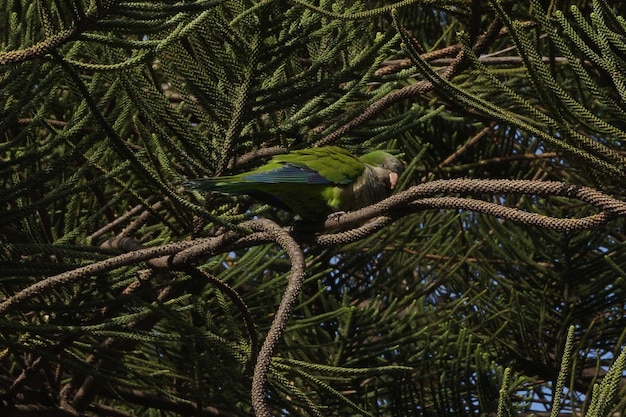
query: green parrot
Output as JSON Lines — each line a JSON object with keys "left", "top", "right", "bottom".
{"left": 185, "top": 146, "right": 404, "bottom": 221}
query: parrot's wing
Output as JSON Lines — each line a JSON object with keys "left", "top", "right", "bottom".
{"left": 240, "top": 164, "right": 335, "bottom": 185}
{"left": 268, "top": 146, "right": 365, "bottom": 185}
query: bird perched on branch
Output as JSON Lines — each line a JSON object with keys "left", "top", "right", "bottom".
{"left": 185, "top": 146, "right": 404, "bottom": 221}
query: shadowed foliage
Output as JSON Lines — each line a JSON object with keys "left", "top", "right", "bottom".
{"left": 1, "top": 0, "right": 626, "bottom": 416}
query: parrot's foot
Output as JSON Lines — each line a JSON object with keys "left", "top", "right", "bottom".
{"left": 326, "top": 211, "right": 345, "bottom": 222}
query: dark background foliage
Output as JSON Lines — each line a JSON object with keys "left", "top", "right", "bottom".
{"left": 1, "top": 0, "right": 626, "bottom": 416}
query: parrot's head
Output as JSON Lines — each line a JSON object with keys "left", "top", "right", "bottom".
{"left": 359, "top": 150, "right": 404, "bottom": 191}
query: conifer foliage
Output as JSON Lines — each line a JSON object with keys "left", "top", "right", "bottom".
{"left": 1, "top": 1, "right": 626, "bottom": 416}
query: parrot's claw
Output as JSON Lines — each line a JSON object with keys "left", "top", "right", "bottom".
{"left": 326, "top": 211, "right": 345, "bottom": 222}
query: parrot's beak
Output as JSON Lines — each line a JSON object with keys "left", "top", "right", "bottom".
{"left": 388, "top": 172, "right": 399, "bottom": 190}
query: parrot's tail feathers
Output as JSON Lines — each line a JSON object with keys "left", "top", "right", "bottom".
{"left": 184, "top": 179, "right": 239, "bottom": 192}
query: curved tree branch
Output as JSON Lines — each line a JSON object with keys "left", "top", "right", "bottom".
{"left": 245, "top": 219, "right": 306, "bottom": 417}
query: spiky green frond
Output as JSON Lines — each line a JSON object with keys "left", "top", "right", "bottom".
{"left": 2, "top": 1, "right": 626, "bottom": 416}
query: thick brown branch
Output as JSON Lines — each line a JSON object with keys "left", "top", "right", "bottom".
{"left": 246, "top": 219, "right": 306, "bottom": 417}
{"left": 316, "top": 179, "right": 626, "bottom": 231}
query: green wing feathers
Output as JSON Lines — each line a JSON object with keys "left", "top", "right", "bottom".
{"left": 271, "top": 147, "right": 366, "bottom": 184}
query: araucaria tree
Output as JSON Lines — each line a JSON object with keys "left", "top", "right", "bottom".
{"left": 1, "top": 1, "right": 626, "bottom": 416}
